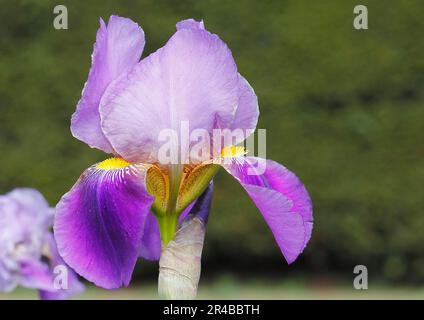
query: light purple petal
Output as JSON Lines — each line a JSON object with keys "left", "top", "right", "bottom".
{"left": 176, "top": 19, "right": 205, "bottom": 30}
{"left": 224, "top": 157, "right": 313, "bottom": 263}
{"left": 5, "top": 188, "right": 54, "bottom": 229}
{"left": 231, "top": 75, "right": 259, "bottom": 140}
{"left": 100, "top": 24, "right": 239, "bottom": 162}
{"left": 71, "top": 15, "right": 145, "bottom": 153}
{"left": 0, "top": 188, "right": 54, "bottom": 292}
{"left": 176, "top": 19, "right": 258, "bottom": 142}
{"left": 19, "top": 259, "right": 55, "bottom": 291}
{"left": 39, "top": 234, "right": 84, "bottom": 300}
{"left": 54, "top": 164, "right": 154, "bottom": 289}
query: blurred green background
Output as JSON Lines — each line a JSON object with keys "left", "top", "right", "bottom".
{"left": 0, "top": 0, "right": 423, "bottom": 298}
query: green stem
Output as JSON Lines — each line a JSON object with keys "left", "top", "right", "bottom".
{"left": 158, "top": 164, "right": 184, "bottom": 246}
{"left": 158, "top": 214, "right": 178, "bottom": 246}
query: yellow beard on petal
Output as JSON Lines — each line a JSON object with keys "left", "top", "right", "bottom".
{"left": 96, "top": 157, "right": 131, "bottom": 170}
{"left": 221, "top": 145, "right": 247, "bottom": 158}
{"left": 95, "top": 146, "right": 243, "bottom": 216}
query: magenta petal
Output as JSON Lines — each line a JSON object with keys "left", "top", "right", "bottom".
{"left": 100, "top": 24, "right": 239, "bottom": 162}
{"left": 71, "top": 15, "right": 145, "bottom": 153}
{"left": 54, "top": 164, "right": 154, "bottom": 289}
{"left": 225, "top": 157, "right": 313, "bottom": 263}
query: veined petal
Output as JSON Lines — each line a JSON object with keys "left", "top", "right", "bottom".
{"left": 54, "top": 159, "right": 154, "bottom": 289}
{"left": 224, "top": 157, "right": 313, "bottom": 263}
{"left": 71, "top": 15, "right": 145, "bottom": 153}
{"left": 100, "top": 21, "right": 239, "bottom": 162}
{"left": 177, "top": 20, "right": 258, "bottom": 143}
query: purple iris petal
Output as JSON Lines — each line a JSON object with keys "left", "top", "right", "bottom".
{"left": 54, "top": 164, "right": 154, "bottom": 289}
{"left": 0, "top": 189, "right": 84, "bottom": 299}
{"left": 19, "top": 259, "right": 56, "bottom": 291}
{"left": 139, "top": 212, "right": 161, "bottom": 261}
{"left": 100, "top": 20, "right": 239, "bottom": 162}
{"left": 231, "top": 75, "right": 259, "bottom": 139}
{"left": 38, "top": 234, "right": 85, "bottom": 300}
{"left": 176, "top": 18, "right": 205, "bottom": 30}
{"left": 71, "top": 15, "right": 145, "bottom": 153}
{"left": 225, "top": 157, "right": 313, "bottom": 263}
{"left": 0, "top": 189, "right": 53, "bottom": 292}
{"left": 184, "top": 182, "right": 213, "bottom": 224}
{"left": 173, "top": 19, "right": 258, "bottom": 143}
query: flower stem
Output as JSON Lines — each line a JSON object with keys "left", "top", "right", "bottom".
{"left": 158, "top": 214, "right": 178, "bottom": 246}
{"left": 158, "top": 164, "right": 184, "bottom": 245}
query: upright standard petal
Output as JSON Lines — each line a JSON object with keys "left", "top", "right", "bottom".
{"left": 224, "top": 157, "right": 313, "bottom": 263}
{"left": 231, "top": 75, "right": 259, "bottom": 137}
{"left": 71, "top": 15, "right": 145, "bottom": 153}
{"left": 100, "top": 24, "right": 239, "bottom": 162}
{"left": 54, "top": 159, "right": 154, "bottom": 289}
{"left": 177, "top": 19, "right": 258, "bottom": 143}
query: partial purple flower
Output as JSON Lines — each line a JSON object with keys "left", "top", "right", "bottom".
{"left": 56, "top": 15, "right": 313, "bottom": 290}
{"left": 0, "top": 188, "right": 84, "bottom": 299}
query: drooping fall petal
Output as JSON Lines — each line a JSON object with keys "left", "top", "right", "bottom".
{"left": 224, "top": 157, "right": 313, "bottom": 263}
{"left": 54, "top": 161, "right": 154, "bottom": 289}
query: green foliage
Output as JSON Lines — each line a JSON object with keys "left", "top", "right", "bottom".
{"left": 0, "top": 0, "right": 423, "bottom": 283}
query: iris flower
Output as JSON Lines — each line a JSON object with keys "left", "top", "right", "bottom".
{"left": 0, "top": 188, "right": 84, "bottom": 299}
{"left": 55, "top": 16, "right": 313, "bottom": 289}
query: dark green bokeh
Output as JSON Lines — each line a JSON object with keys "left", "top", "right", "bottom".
{"left": 0, "top": 0, "right": 423, "bottom": 285}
